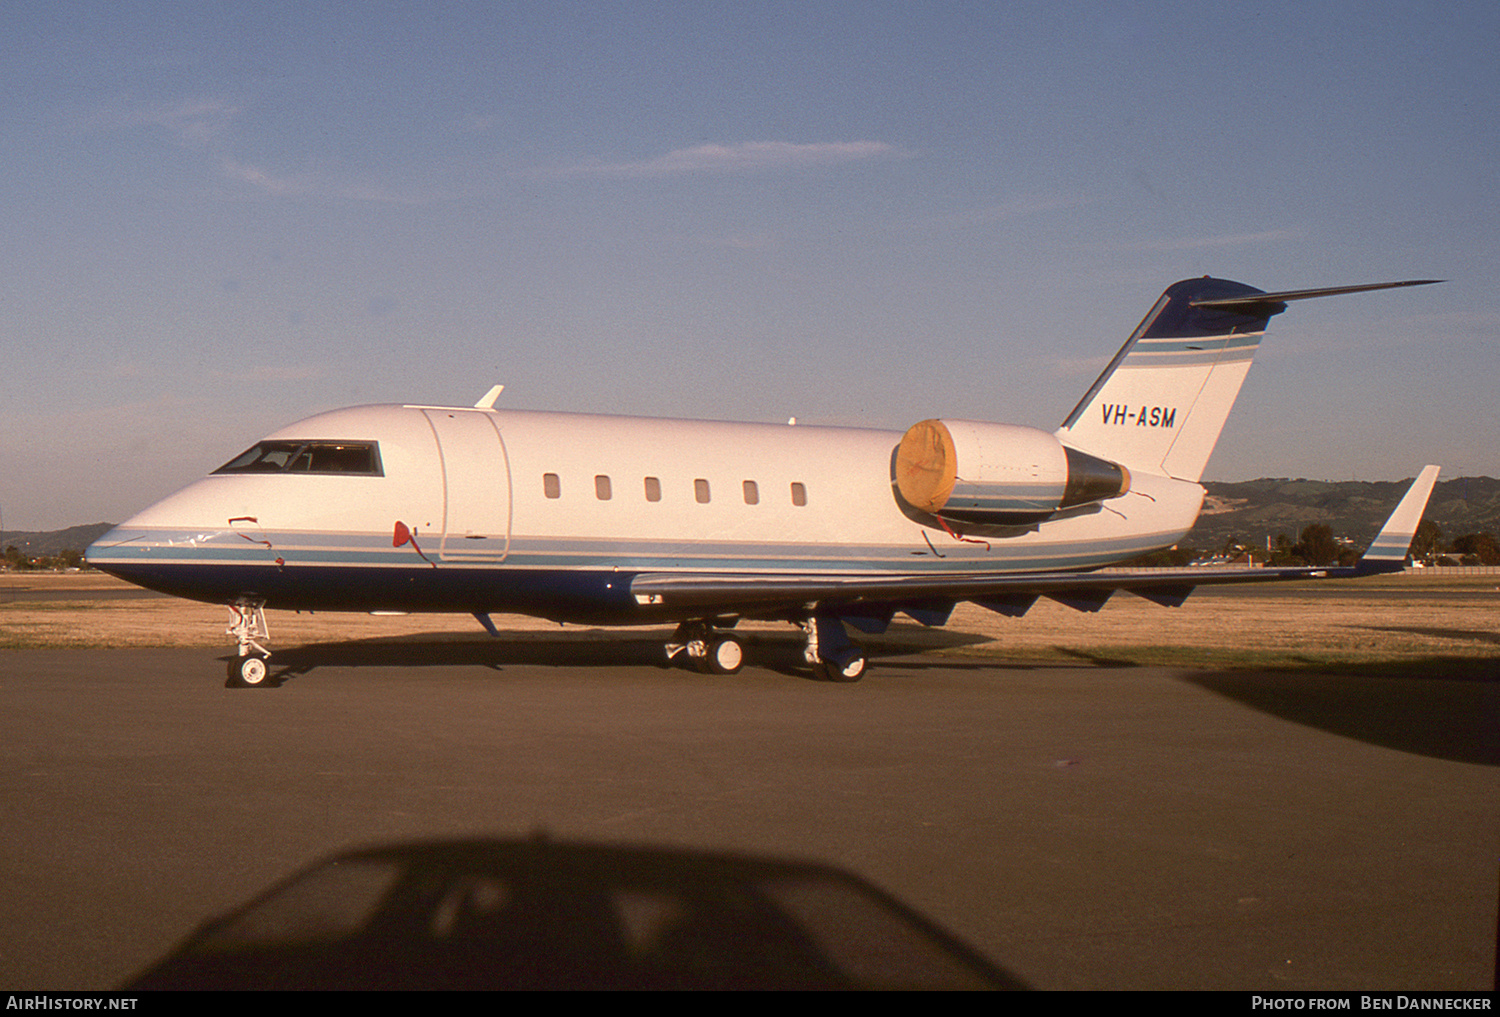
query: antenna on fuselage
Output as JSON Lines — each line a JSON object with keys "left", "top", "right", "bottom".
{"left": 474, "top": 384, "right": 505, "bottom": 409}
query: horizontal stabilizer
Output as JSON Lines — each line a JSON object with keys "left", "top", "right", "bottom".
{"left": 1190, "top": 279, "right": 1442, "bottom": 312}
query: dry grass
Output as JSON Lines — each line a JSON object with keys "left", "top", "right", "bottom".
{"left": 3, "top": 571, "right": 1497, "bottom": 674}
{"left": 926, "top": 580, "right": 1500, "bottom": 672}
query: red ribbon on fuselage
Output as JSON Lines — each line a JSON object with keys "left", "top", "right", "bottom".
{"left": 393, "top": 521, "right": 437, "bottom": 567}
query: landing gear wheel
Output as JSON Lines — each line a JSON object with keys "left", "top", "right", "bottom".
{"left": 703, "top": 636, "right": 745, "bottom": 675}
{"left": 815, "top": 649, "right": 867, "bottom": 683}
{"left": 667, "top": 621, "right": 746, "bottom": 675}
{"left": 227, "top": 655, "right": 272, "bottom": 688}
{"left": 802, "top": 613, "right": 868, "bottom": 682}
{"left": 225, "top": 601, "right": 273, "bottom": 687}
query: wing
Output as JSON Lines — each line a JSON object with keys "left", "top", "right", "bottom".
{"left": 631, "top": 466, "right": 1441, "bottom": 621}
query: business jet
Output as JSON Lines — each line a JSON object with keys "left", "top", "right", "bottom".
{"left": 86, "top": 276, "right": 1441, "bottom": 687}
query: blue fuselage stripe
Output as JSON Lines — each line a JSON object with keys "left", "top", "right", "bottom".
{"left": 88, "top": 526, "right": 1178, "bottom": 619}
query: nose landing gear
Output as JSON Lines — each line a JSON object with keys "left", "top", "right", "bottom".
{"left": 225, "top": 600, "right": 274, "bottom": 688}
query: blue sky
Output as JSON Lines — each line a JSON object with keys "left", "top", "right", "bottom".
{"left": 2, "top": 1, "right": 1495, "bottom": 529}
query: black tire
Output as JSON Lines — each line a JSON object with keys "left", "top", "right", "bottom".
{"left": 226, "top": 655, "right": 271, "bottom": 688}
{"left": 816, "top": 649, "right": 867, "bottom": 683}
{"left": 703, "top": 636, "right": 745, "bottom": 675}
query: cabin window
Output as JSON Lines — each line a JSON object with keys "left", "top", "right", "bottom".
{"left": 213, "top": 441, "right": 383, "bottom": 476}
{"left": 595, "top": 475, "right": 612, "bottom": 500}
{"left": 791, "top": 482, "right": 807, "bottom": 506}
{"left": 694, "top": 479, "right": 711, "bottom": 504}
{"left": 742, "top": 480, "right": 759, "bottom": 505}
{"left": 644, "top": 477, "right": 662, "bottom": 502}
{"left": 543, "top": 473, "right": 561, "bottom": 499}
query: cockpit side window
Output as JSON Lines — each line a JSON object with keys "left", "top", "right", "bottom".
{"left": 213, "top": 441, "right": 383, "bottom": 476}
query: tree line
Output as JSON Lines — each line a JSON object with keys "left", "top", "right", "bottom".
{"left": 1130, "top": 522, "right": 1500, "bottom": 568}
{"left": 3, "top": 546, "right": 85, "bottom": 571}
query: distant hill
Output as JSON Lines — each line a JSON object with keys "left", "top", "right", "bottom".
{"left": 4, "top": 475, "right": 1496, "bottom": 563}
{"left": 1, "top": 523, "right": 115, "bottom": 559}
{"left": 1189, "top": 475, "right": 1500, "bottom": 553}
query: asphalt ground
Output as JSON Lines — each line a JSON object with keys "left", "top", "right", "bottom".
{"left": 0, "top": 641, "right": 1495, "bottom": 991}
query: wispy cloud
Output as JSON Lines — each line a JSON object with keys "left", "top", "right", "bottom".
{"left": 218, "top": 158, "right": 428, "bottom": 204}
{"left": 91, "top": 96, "right": 241, "bottom": 149}
{"left": 552, "top": 140, "right": 904, "bottom": 178}
{"left": 92, "top": 94, "right": 432, "bottom": 204}
{"left": 219, "top": 158, "right": 309, "bottom": 198}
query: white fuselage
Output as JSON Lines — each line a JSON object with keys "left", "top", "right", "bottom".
{"left": 87, "top": 403, "right": 1206, "bottom": 622}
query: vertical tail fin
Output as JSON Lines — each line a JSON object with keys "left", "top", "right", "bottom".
{"left": 1056, "top": 277, "right": 1442, "bottom": 482}
{"left": 1056, "top": 277, "right": 1277, "bottom": 482}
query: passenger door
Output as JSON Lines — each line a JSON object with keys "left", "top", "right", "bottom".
{"left": 421, "top": 409, "right": 511, "bottom": 562}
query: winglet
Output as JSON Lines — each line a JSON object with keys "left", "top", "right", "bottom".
{"left": 1357, "top": 465, "right": 1441, "bottom": 573}
{"left": 474, "top": 384, "right": 505, "bottom": 409}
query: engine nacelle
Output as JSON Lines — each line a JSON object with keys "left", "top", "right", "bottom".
{"left": 895, "top": 419, "right": 1130, "bottom": 527}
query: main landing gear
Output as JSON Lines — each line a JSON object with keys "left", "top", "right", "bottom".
{"left": 664, "top": 613, "right": 868, "bottom": 681}
{"left": 802, "top": 613, "right": 867, "bottom": 682}
{"left": 221, "top": 604, "right": 868, "bottom": 685}
{"left": 225, "top": 600, "right": 274, "bottom": 688}
{"left": 665, "top": 621, "right": 746, "bottom": 675}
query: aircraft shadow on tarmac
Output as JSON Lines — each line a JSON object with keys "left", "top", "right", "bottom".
{"left": 1180, "top": 662, "right": 1499, "bottom": 767}
{"left": 241, "top": 625, "right": 995, "bottom": 685}
{"left": 232, "top": 629, "right": 1496, "bottom": 767}
{"left": 1359, "top": 623, "right": 1500, "bottom": 648}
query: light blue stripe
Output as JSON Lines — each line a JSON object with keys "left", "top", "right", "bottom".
{"left": 1364, "top": 536, "right": 1414, "bottom": 558}
{"left": 1118, "top": 333, "right": 1262, "bottom": 368}
{"left": 91, "top": 527, "right": 1179, "bottom": 577}
{"left": 1132, "top": 333, "right": 1264, "bottom": 353}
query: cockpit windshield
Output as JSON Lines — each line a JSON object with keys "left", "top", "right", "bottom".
{"left": 213, "top": 441, "right": 383, "bottom": 476}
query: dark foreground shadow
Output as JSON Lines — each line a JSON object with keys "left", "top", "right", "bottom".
{"left": 1179, "top": 663, "right": 1500, "bottom": 767}
{"left": 124, "top": 836, "right": 1028, "bottom": 991}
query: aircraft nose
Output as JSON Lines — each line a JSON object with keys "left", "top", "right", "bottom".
{"left": 84, "top": 523, "right": 141, "bottom": 573}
